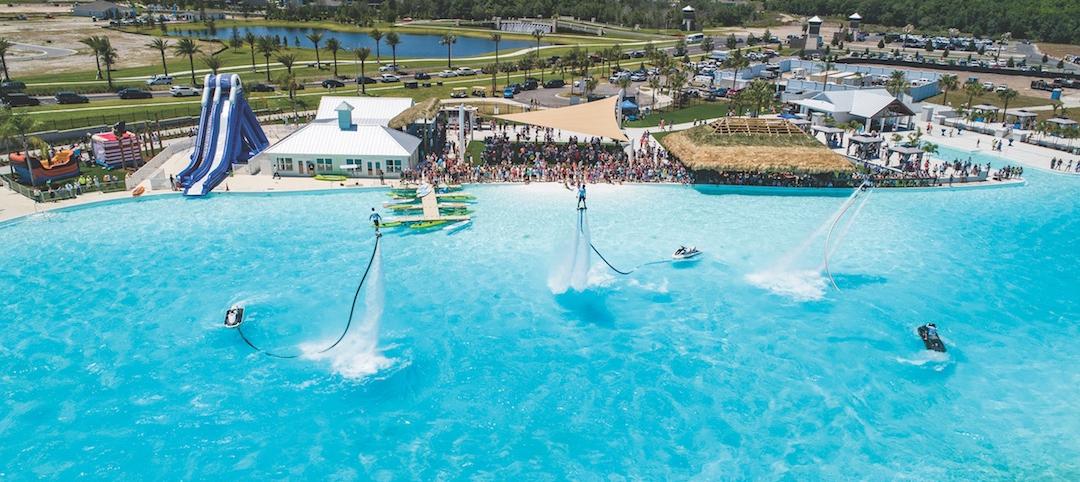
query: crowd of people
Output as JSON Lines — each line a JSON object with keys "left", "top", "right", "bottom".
{"left": 402, "top": 124, "right": 693, "bottom": 185}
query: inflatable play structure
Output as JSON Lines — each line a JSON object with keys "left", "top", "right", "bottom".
{"left": 177, "top": 73, "right": 268, "bottom": 196}
{"left": 91, "top": 131, "right": 142, "bottom": 169}
{"left": 9, "top": 148, "right": 82, "bottom": 187}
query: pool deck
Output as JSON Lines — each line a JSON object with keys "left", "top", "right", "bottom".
{"left": 1, "top": 116, "right": 1073, "bottom": 224}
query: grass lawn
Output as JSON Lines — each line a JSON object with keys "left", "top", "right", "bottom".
{"left": 625, "top": 102, "right": 730, "bottom": 128}
{"left": 17, "top": 69, "right": 555, "bottom": 130}
{"left": 927, "top": 91, "right": 1054, "bottom": 111}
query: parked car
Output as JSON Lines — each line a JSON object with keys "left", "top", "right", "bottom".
{"left": 502, "top": 86, "right": 515, "bottom": 98}
{"left": 0, "top": 80, "right": 26, "bottom": 92}
{"left": 117, "top": 88, "right": 153, "bottom": 100}
{"left": 146, "top": 74, "right": 174, "bottom": 86}
{"left": 543, "top": 79, "right": 565, "bottom": 88}
{"left": 982, "top": 81, "right": 995, "bottom": 91}
{"left": 438, "top": 70, "right": 458, "bottom": 78}
{"left": 249, "top": 83, "right": 275, "bottom": 92}
{"left": 321, "top": 79, "right": 345, "bottom": 88}
{"left": 380, "top": 74, "right": 401, "bottom": 83}
{"left": 413, "top": 72, "right": 431, "bottom": 80}
{"left": 630, "top": 50, "right": 646, "bottom": 58}
{"left": 356, "top": 76, "right": 378, "bottom": 84}
{"left": 455, "top": 67, "right": 477, "bottom": 76}
{"left": 1, "top": 93, "right": 40, "bottom": 107}
{"left": 54, "top": 91, "right": 89, "bottom": 104}
{"left": 629, "top": 72, "right": 648, "bottom": 82}
{"left": 522, "top": 79, "right": 539, "bottom": 90}
{"left": 609, "top": 72, "right": 630, "bottom": 83}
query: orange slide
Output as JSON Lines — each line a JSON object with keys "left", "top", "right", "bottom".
{"left": 40, "top": 149, "right": 76, "bottom": 169}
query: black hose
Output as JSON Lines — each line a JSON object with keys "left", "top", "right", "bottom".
{"left": 579, "top": 209, "right": 635, "bottom": 275}
{"left": 236, "top": 234, "right": 381, "bottom": 359}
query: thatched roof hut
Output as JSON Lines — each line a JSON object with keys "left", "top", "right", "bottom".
{"left": 661, "top": 118, "right": 854, "bottom": 174}
{"left": 388, "top": 97, "right": 441, "bottom": 129}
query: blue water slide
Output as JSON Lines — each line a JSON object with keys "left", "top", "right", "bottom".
{"left": 177, "top": 74, "right": 218, "bottom": 185}
{"left": 183, "top": 74, "right": 269, "bottom": 196}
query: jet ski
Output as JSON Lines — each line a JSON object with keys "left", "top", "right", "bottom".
{"left": 224, "top": 305, "right": 245, "bottom": 329}
{"left": 672, "top": 246, "right": 702, "bottom": 260}
{"left": 917, "top": 323, "right": 946, "bottom": 352}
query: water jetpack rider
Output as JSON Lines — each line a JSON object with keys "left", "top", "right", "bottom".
{"left": 370, "top": 207, "right": 382, "bottom": 235}
{"left": 577, "top": 184, "right": 587, "bottom": 210}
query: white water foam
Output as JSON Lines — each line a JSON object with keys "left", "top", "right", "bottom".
{"left": 548, "top": 211, "right": 593, "bottom": 294}
{"left": 303, "top": 244, "right": 394, "bottom": 380}
{"left": 747, "top": 189, "right": 868, "bottom": 301}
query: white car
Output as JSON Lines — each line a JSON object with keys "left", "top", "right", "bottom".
{"left": 169, "top": 85, "right": 201, "bottom": 97}
{"left": 982, "top": 81, "right": 995, "bottom": 90}
{"left": 438, "top": 70, "right": 459, "bottom": 78}
{"left": 379, "top": 74, "right": 401, "bottom": 82}
{"left": 455, "top": 67, "right": 477, "bottom": 76}
{"left": 146, "top": 74, "right": 174, "bottom": 86}
{"left": 379, "top": 64, "right": 404, "bottom": 73}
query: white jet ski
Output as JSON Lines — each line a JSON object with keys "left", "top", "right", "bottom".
{"left": 672, "top": 246, "right": 702, "bottom": 260}
{"left": 224, "top": 305, "right": 245, "bottom": 328}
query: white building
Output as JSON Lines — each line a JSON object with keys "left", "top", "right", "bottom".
{"left": 259, "top": 96, "right": 422, "bottom": 178}
{"left": 793, "top": 89, "right": 916, "bottom": 131}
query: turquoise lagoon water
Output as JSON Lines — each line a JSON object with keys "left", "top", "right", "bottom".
{"left": 2, "top": 154, "right": 1079, "bottom": 479}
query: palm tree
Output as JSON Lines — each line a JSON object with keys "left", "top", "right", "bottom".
{"left": 79, "top": 36, "right": 105, "bottom": 80}
{"left": 0, "top": 112, "right": 42, "bottom": 187}
{"left": 306, "top": 32, "right": 323, "bottom": 68}
{"left": 500, "top": 62, "right": 515, "bottom": 84}
{"left": 886, "top": 70, "right": 908, "bottom": 98}
{"left": 256, "top": 36, "right": 278, "bottom": 82}
{"left": 202, "top": 54, "right": 222, "bottom": 75}
{"left": 147, "top": 38, "right": 170, "bottom": 76}
{"left": 245, "top": 31, "right": 257, "bottom": 72}
{"left": 0, "top": 37, "right": 13, "bottom": 81}
{"left": 276, "top": 70, "right": 300, "bottom": 103}
{"left": 385, "top": 31, "right": 401, "bottom": 67}
{"left": 490, "top": 33, "right": 502, "bottom": 65}
{"left": 724, "top": 50, "right": 749, "bottom": 89}
{"left": 997, "top": 88, "right": 1018, "bottom": 122}
{"left": 938, "top": 74, "right": 959, "bottom": 106}
{"left": 370, "top": 28, "right": 383, "bottom": 64}
{"left": 172, "top": 38, "right": 202, "bottom": 86}
{"left": 440, "top": 33, "right": 456, "bottom": 69}
{"left": 963, "top": 80, "right": 983, "bottom": 108}
{"left": 354, "top": 47, "right": 370, "bottom": 94}
{"left": 276, "top": 53, "right": 296, "bottom": 75}
{"left": 98, "top": 37, "right": 118, "bottom": 89}
{"left": 483, "top": 63, "right": 498, "bottom": 94}
{"left": 532, "top": 28, "right": 545, "bottom": 56}
{"left": 325, "top": 38, "right": 341, "bottom": 77}
{"left": 701, "top": 36, "right": 714, "bottom": 54}
{"left": 820, "top": 59, "right": 833, "bottom": 91}
{"left": 647, "top": 75, "right": 661, "bottom": 107}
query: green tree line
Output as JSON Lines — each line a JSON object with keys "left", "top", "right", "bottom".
{"left": 764, "top": 0, "right": 1079, "bottom": 44}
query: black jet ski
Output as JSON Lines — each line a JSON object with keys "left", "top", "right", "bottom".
{"left": 917, "top": 323, "right": 946, "bottom": 352}
{"left": 673, "top": 246, "right": 702, "bottom": 260}
{"left": 224, "top": 305, "right": 244, "bottom": 329}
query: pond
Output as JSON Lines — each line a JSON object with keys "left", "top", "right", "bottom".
{"left": 174, "top": 25, "right": 541, "bottom": 59}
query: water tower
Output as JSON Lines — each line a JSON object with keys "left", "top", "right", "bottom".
{"left": 681, "top": 5, "right": 696, "bottom": 32}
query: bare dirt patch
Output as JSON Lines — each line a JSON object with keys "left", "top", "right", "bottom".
{"left": 0, "top": 13, "right": 217, "bottom": 77}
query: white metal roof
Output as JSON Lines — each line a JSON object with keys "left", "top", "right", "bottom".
{"left": 849, "top": 13, "right": 862, "bottom": 20}
{"left": 314, "top": 96, "right": 414, "bottom": 126}
{"left": 793, "top": 89, "right": 915, "bottom": 119}
{"left": 808, "top": 16, "right": 822, "bottom": 23}
{"left": 264, "top": 121, "right": 421, "bottom": 157}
